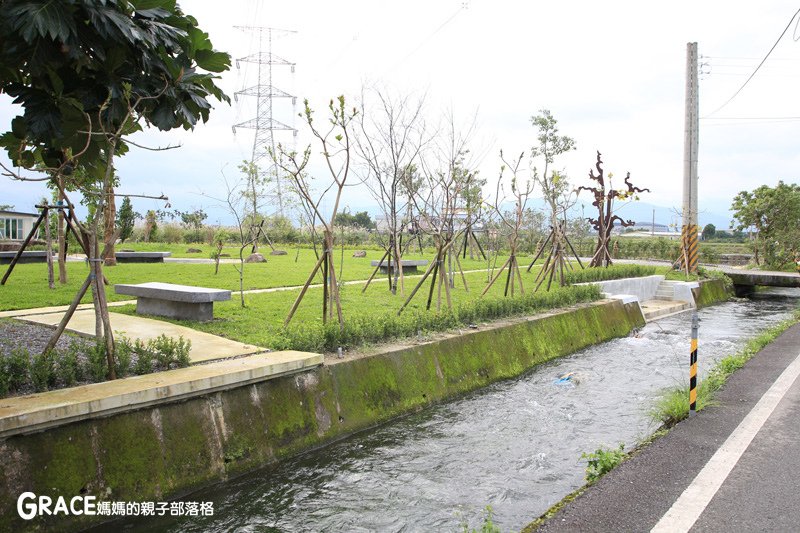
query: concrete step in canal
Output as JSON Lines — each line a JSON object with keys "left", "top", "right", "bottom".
{"left": 654, "top": 279, "right": 683, "bottom": 300}
{"left": 640, "top": 299, "right": 692, "bottom": 321}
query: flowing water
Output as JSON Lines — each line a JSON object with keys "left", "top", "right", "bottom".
{"left": 121, "top": 289, "right": 799, "bottom": 532}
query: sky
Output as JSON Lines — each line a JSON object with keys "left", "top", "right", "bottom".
{"left": 2, "top": 0, "right": 800, "bottom": 228}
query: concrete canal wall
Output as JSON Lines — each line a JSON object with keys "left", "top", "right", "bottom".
{"left": 693, "top": 278, "right": 734, "bottom": 308}
{"left": 1, "top": 298, "right": 647, "bottom": 530}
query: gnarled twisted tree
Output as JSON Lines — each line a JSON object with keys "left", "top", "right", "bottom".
{"left": 578, "top": 151, "right": 649, "bottom": 267}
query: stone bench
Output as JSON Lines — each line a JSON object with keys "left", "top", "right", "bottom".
{"left": 115, "top": 251, "right": 172, "bottom": 263}
{"left": 370, "top": 259, "right": 429, "bottom": 274}
{"left": 0, "top": 250, "right": 53, "bottom": 264}
{"left": 114, "top": 282, "right": 231, "bottom": 322}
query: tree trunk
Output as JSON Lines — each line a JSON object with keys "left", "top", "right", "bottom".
{"left": 394, "top": 231, "right": 405, "bottom": 297}
{"left": 103, "top": 181, "right": 117, "bottom": 266}
{"left": 45, "top": 208, "right": 55, "bottom": 289}
{"left": 57, "top": 184, "right": 67, "bottom": 284}
{"left": 42, "top": 273, "right": 93, "bottom": 355}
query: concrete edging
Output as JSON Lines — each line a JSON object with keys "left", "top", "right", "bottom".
{"left": 0, "top": 351, "right": 323, "bottom": 439}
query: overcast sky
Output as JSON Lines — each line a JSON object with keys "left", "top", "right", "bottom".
{"left": 2, "top": 0, "right": 800, "bottom": 227}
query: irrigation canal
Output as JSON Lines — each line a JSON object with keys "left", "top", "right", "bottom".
{"left": 117, "top": 288, "right": 800, "bottom": 532}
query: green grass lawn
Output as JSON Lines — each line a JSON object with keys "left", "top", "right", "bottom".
{"left": 113, "top": 266, "right": 599, "bottom": 352}
{"left": 0, "top": 248, "right": 511, "bottom": 311}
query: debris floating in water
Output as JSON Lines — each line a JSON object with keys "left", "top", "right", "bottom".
{"left": 554, "top": 372, "right": 577, "bottom": 386}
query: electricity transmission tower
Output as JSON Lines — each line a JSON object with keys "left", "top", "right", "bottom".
{"left": 232, "top": 26, "right": 297, "bottom": 217}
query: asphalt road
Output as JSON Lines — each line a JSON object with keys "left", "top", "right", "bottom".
{"left": 534, "top": 321, "right": 800, "bottom": 533}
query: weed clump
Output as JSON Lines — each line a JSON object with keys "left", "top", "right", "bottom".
{"left": 581, "top": 443, "right": 627, "bottom": 482}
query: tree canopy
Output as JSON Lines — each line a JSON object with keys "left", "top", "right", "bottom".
{"left": 731, "top": 181, "right": 800, "bottom": 267}
{"left": 115, "top": 196, "right": 136, "bottom": 242}
{"left": 0, "top": 0, "right": 230, "bottom": 180}
{"left": 334, "top": 210, "right": 375, "bottom": 230}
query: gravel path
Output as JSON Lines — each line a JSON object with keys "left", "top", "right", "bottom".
{"left": 0, "top": 319, "right": 84, "bottom": 358}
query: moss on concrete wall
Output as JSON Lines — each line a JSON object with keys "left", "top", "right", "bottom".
{"left": 0, "top": 300, "right": 643, "bottom": 531}
{"left": 693, "top": 278, "right": 733, "bottom": 309}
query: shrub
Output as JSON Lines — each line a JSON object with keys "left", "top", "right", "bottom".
{"left": 211, "top": 228, "right": 237, "bottom": 244}
{"left": 31, "top": 350, "right": 57, "bottom": 392}
{"left": 128, "top": 335, "right": 190, "bottom": 374}
{"left": 150, "top": 334, "right": 191, "bottom": 369}
{"left": 563, "top": 264, "right": 657, "bottom": 285}
{"left": 133, "top": 339, "right": 154, "bottom": 375}
{"left": 0, "top": 335, "right": 194, "bottom": 398}
{"left": 56, "top": 347, "right": 80, "bottom": 386}
{"left": 183, "top": 230, "right": 204, "bottom": 244}
{"left": 160, "top": 223, "right": 184, "bottom": 244}
{"left": 115, "top": 338, "right": 133, "bottom": 377}
{"left": 5, "top": 348, "right": 31, "bottom": 391}
{"left": 85, "top": 342, "right": 108, "bottom": 382}
{"left": 582, "top": 443, "right": 626, "bottom": 482}
{"left": 699, "top": 246, "right": 720, "bottom": 264}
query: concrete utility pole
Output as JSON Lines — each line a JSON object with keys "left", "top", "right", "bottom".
{"left": 681, "top": 42, "right": 700, "bottom": 274}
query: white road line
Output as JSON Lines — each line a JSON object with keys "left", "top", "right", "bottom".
{"left": 651, "top": 349, "right": 800, "bottom": 533}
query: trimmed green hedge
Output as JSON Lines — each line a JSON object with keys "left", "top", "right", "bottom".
{"left": 563, "top": 264, "right": 658, "bottom": 285}
{"left": 273, "top": 284, "right": 603, "bottom": 352}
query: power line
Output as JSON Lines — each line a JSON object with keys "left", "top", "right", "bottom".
{"left": 703, "top": 7, "right": 800, "bottom": 118}
{"left": 384, "top": 2, "right": 468, "bottom": 75}
{"left": 701, "top": 55, "right": 800, "bottom": 61}
{"left": 702, "top": 116, "right": 800, "bottom": 119}
{"left": 702, "top": 118, "right": 800, "bottom": 127}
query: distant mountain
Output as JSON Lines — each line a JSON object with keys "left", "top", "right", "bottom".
{"left": 579, "top": 200, "right": 733, "bottom": 231}
{"left": 345, "top": 198, "right": 733, "bottom": 231}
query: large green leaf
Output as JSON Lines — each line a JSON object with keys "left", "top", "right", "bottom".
{"left": 195, "top": 49, "right": 231, "bottom": 73}
{"left": 129, "top": 0, "right": 177, "bottom": 11}
{"left": 185, "top": 25, "right": 212, "bottom": 53}
{"left": 5, "top": 1, "right": 76, "bottom": 43}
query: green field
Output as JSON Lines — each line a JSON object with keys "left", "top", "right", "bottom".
{"left": 1, "top": 245, "right": 696, "bottom": 353}
{"left": 112, "top": 268, "right": 605, "bottom": 352}
{"left": 0, "top": 247, "right": 510, "bottom": 311}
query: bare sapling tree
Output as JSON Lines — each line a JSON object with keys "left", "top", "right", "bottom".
{"left": 578, "top": 151, "right": 650, "bottom": 267}
{"left": 238, "top": 160, "right": 274, "bottom": 257}
{"left": 398, "top": 113, "right": 479, "bottom": 314}
{"left": 355, "top": 87, "right": 427, "bottom": 296}
{"left": 525, "top": 109, "right": 582, "bottom": 290}
{"left": 459, "top": 168, "right": 487, "bottom": 261}
{"left": 273, "top": 96, "right": 357, "bottom": 329}
{"left": 208, "top": 169, "right": 257, "bottom": 307}
{"left": 482, "top": 150, "right": 533, "bottom": 297}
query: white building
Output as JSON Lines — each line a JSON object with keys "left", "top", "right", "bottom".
{"left": 0, "top": 209, "right": 39, "bottom": 241}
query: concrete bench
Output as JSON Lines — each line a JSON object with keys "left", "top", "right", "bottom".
{"left": 0, "top": 250, "right": 53, "bottom": 264}
{"left": 115, "top": 251, "right": 172, "bottom": 263}
{"left": 114, "top": 282, "right": 231, "bottom": 322}
{"left": 370, "top": 259, "right": 429, "bottom": 274}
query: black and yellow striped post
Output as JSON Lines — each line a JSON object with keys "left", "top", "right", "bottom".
{"left": 680, "top": 224, "right": 699, "bottom": 274}
{"left": 689, "top": 311, "right": 699, "bottom": 414}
